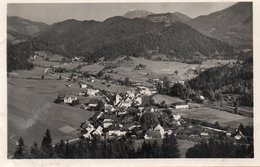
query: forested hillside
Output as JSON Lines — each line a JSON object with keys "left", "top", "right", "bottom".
{"left": 29, "top": 17, "right": 234, "bottom": 61}
{"left": 7, "top": 41, "right": 34, "bottom": 72}
{"left": 188, "top": 56, "right": 253, "bottom": 106}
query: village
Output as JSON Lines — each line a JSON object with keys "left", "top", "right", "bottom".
{"left": 38, "top": 52, "right": 252, "bottom": 146}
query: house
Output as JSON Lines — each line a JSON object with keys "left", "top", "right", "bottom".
{"left": 78, "top": 91, "right": 86, "bottom": 96}
{"left": 173, "top": 114, "right": 181, "bottom": 121}
{"left": 137, "top": 86, "right": 152, "bottom": 95}
{"left": 126, "top": 91, "right": 135, "bottom": 99}
{"left": 108, "top": 130, "right": 127, "bottom": 137}
{"left": 80, "top": 83, "right": 87, "bottom": 88}
{"left": 103, "top": 119, "right": 113, "bottom": 128}
{"left": 86, "top": 89, "right": 99, "bottom": 97}
{"left": 133, "top": 96, "right": 142, "bottom": 106}
{"left": 96, "top": 112, "right": 104, "bottom": 120}
{"left": 104, "top": 104, "right": 116, "bottom": 112}
{"left": 154, "top": 124, "right": 165, "bottom": 138}
{"left": 174, "top": 103, "right": 189, "bottom": 109}
{"left": 87, "top": 99, "right": 100, "bottom": 108}
{"left": 83, "top": 131, "right": 92, "bottom": 139}
{"left": 64, "top": 95, "right": 77, "bottom": 104}
{"left": 114, "top": 94, "right": 123, "bottom": 105}
{"left": 117, "top": 96, "right": 132, "bottom": 108}
{"left": 108, "top": 126, "right": 127, "bottom": 137}
{"left": 65, "top": 83, "right": 72, "bottom": 88}
{"left": 92, "top": 126, "right": 103, "bottom": 136}
{"left": 144, "top": 129, "right": 162, "bottom": 139}
{"left": 85, "top": 123, "right": 95, "bottom": 132}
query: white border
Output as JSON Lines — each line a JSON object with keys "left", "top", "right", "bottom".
{"left": 1, "top": 0, "right": 259, "bottom": 166}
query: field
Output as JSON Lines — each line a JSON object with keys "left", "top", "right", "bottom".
{"left": 8, "top": 78, "right": 94, "bottom": 156}
{"left": 172, "top": 107, "right": 253, "bottom": 128}
{"left": 102, "top": 57, "right": 235, "bottom": 83}
{"left": 152, "top": 94, "right": 185, "bottom": 105}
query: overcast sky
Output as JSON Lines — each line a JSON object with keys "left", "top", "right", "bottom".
{"left": 7, "top": 2, "right": 237, "bottom": 25}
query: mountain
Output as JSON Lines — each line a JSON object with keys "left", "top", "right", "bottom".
{"left": 7, "top": 41, "right": 34, "bottom": 72}
{"left": 146, "top": 12, "right": 191, "bottom": 24}
{"left": 7, "top": 16, "right": 49, "bottom": 44}
{"left": 123, "top": 9, "right": 154, "bottom": 18}
{"left": 29, "top": 16, "right": 234, "bottom": 62}
{"left": 188, "top": 2, "right": 252, "bottom": 48}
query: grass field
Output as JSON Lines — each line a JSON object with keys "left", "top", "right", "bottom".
{"left": 172, "top": 107, "right": 253, "bottom": 128}
{"left": 152, "top": 94, "right": 185, "bottom": 105}
{"left": 8, "top": 78, "right": 94, "bottom": 156}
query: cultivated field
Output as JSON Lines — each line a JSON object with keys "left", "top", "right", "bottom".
{"left": 8, "top": 78, "right": 94, "bottom": 156}
{"left": 172, "top": 107, "right": 253, "bottom": 128}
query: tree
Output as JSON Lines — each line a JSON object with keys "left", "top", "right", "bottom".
{"left": 30, "top": 142, "right": 40, "bottom": 158}
{"left": 41, "top": 129, "right": 53, "bottom": 158}
{"left": 161, "top": 134, "right": 180, "bottom": 158}
{"left": 174, "top": 70, "right": 178, "bottom": 76}
{"left": 14, "top": 137, "right": 27, "bottom": 159}
{"left": 124, "top": 77, "right": 131, "bottom": 86}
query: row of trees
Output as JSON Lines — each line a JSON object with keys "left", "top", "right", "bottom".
{"left": 13, "top": 129, "right": 180, "bottom": 159}
{"left": 186, "top": 138, "right": 253, "bottom": 158}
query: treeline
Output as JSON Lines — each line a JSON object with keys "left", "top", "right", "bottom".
{"left": 13, "top": 129, "right": 180, "bottom": 159}
{"left": 7, "top": 41, "right": 34, "bottom": 72}
{"left": 156, "top": 57, "right": 253, "bottom": 106}
{"left": 188, "top": 57, "right": 253, "bottom": 106}
{"left": 186, "top": 138, "right": 253, "bottom": 158}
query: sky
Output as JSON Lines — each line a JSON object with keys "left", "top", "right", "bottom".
{"left": 7, "top": 2, "right": 237, "bottom": 25}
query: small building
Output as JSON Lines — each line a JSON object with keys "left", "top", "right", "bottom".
{"left": 174, "top": 103, "right": 189, "bottom": 109}
{"left": 104, "top": 104, "right": 116, "bottom": 112}
{"left": 92, "top": 126, "right": 103, "bottom": 136}
{"left": 88, "top": 99, "right": 100, "bottom": 108}
{"left": 80, "top": 83, "right": 87, "bottom": 88}
{"left": 86, "top": 89, "right": 99, "bottom": 97}
{"left": 103, "top": 119, "right": 113, "bottom": 128}
{"left": 64, "top": 95, "right": 77, "bottom": 104}
{"left": 144, "top": 129, "right": 162, "bottom": 139}
{"left": 65, "top": 83, "right": 72, "bottom": 88}
{"left": 154, "top": 124, "right": 165, "bottom": 138}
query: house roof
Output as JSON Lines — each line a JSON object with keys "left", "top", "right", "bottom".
{"left": 145, "top": 129, "right": 162, "bottom": 138}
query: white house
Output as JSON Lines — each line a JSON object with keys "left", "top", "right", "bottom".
{"left": 104, "top": 104, "right": 116, "bottom": 112}
{"left": 173, "top": 114, "right": 181, "bottom": 121}
{"left": 103, "top": 119, "right": 113, "bottom": 128}
{"left": 137, "top": 86, "right": 152, "bottom": 95}
{"left": 80, "top": 83, "right": 87, "bottom": 88}
{"left": 83, "top": 131, "right": 92, "bottom": 139}
{"left": 114, "top": 94, "right": 123, "bottom": 105}
{"left": 108, "top": 130, "right": 127, "bottom": 136}
{"left": 134, "top": 96, "right": 142, "bottom": 106}
{"left": 87, "top": 89, "right": 99, "bottom": 97}
{"left": 92, "top": 126, "right": 103, "bottom": 136}
{"left": 85, "top": 123, "right": 95, "bottom": 132}
{"left": 65, "top": 83, "right": 72, "bottom": 88}
{"left": 154, "top": 124, "right": 165, "bottom": 138}
{"left": 64, "top": 95, "right": 77, "bottom": 104}
{"left": 174, "top": 104, "right": 189, "bottom": 109}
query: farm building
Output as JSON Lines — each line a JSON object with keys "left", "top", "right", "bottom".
{"left": 174, "top": 103, "right": 189, "bottom": 109}
{"left": 79, "top": 83, "right": 87, "bottom": 88}
{"left": 144, "top": 129, "right": 162, "bottom": 139}
{"left": 86, "top": 89, "right": 99, "bottom": 97}
{"left": 64, "top": 95, "right": 77, "bottom": 104}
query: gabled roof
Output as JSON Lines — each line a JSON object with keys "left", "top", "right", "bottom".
{"left": 145, "top": 129, "right": 162, "bottom": 138}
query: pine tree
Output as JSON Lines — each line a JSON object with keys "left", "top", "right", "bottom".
{"left": 14, "top": 137, "right": 27, "bottom": 159}
{"left": 30, "top": 142, "right": 40, "bottom": 158}
{"left": 41, "top": 129, "right": 53, "bottom": 158}
{"left": 161, "top": 134, "right": 180, "bottom": 158}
